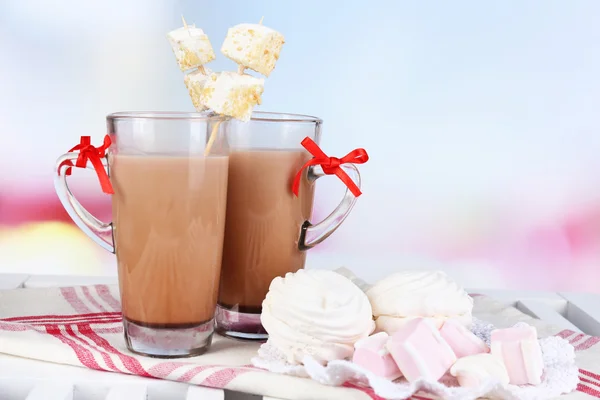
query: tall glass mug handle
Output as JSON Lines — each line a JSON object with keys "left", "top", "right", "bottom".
{"left": 298, "top": 164, "right": 361, "bottom": 250}
{"left": 54, "top": 153, "right": 115, "bottom": 253}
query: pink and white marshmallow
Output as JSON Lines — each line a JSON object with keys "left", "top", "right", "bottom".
{"left": 352, "top": 332, "right": 402, "bottom": 380}
{"left": 439, "top": 319, "right": 489, "bottom": 358}
{"left": 491, "top": 325, "right": 544, "bottom": 385}
{"left": 386, "top": 318, "right": 457, "bottom": 382}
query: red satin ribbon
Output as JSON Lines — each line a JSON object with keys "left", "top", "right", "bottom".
{"left": 292, "top": 137, "right": 369, "bottom": 197}
{"left": 58, "top": 135, "right": 114, "bottom": 194}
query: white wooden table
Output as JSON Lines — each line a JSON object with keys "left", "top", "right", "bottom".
{"left": 1, "top": 274, "right": 599, "bottom": 400}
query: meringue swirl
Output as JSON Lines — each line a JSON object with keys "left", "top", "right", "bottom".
{"left": 261, "top": 269, "right": 375, "bottom": 365}
{"left": 366, "top": 270, "right": 473, "bottom": 326}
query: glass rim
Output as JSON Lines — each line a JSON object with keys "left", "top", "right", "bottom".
{"left": 106, "top": 111, "right": 322, "bottom": 124}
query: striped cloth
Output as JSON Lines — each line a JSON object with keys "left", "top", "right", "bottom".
{"left": 0, "top": 285, "right": 597, "bottom": 399}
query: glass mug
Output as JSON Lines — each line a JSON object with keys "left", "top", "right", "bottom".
{"left": 55, "top": 112, "right": 229, "bottom": 358}
{"left": 215, "top": 112, "right": 362, "bottom": 339}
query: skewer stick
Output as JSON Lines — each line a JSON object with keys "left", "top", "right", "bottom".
{"left": 204, "top": 120, "right": 223, "bottom": 156}
{"left": 198, "top": 65, "right": 207, "bottom": 75}
{"left": 259, "top": 16, "right": 264, "bottom": 25}
{"left": 182, "top": 15, "right": 194, "bottom": 40}
{"left": 206, "top": 17, "right": 263, "bottom": 156}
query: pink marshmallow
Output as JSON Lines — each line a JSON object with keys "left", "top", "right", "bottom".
{"left": 439, "top": 319, "right": 489, "bottom": 358}
{"left": 352, "top": 332, "right": 402, "bottom": 380}
{"left": 490, "top": 325, "right": 544, "bottom": 385}
{"left": 386, "top": 318, "right": 457, "bottom": 382}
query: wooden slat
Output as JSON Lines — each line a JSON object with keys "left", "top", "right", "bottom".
{"left": 187, "top": 385, "right": 225, "bottom": 400}
{"left": 0, "top": 353, "right": 191, "bottom": 397}
{"left": 516, "top": 299, "right": 581, "bottom": 332}
{"left": 334, "top": 267, "right": 371, "bottom": 291}
{"left": 106, "top": 385, "right": 147, "bottom": 400}
{"left": 466, "top": 288, "right": 568, "bottom": 312}
{"left": 560, "top": 292, "right": 600, "bottom": 336}
{"left": 23, "top": 275, "right": 118, "bottom": 289}
{"left": 26, "top": 383, "right": 73, "bottom": 400}
{"left": 226, "top": 391, "right": 262, "bottom": 400}
{"left": 0, "top": 274, "right": 29, "bottom": 290}
{"left": 0, "top": 379, "right": 35, "bottom": 400}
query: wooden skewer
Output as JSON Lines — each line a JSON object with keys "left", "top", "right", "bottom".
{"left": 206, "top": 18, "right": 262, "bottom": 155}
{"left": 198, "top": 65, "right": 207, "bottom": 75}
{"left": 204, "top": 120, "right": 223, "bottom": 156}
{"left": 182, "top": 14, "right": 194, "bottom": 39}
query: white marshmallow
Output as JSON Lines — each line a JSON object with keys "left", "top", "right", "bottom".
{"left": 185, "top": 71, "right": 264, "bottom": 121}
{"left": 221, "top": 23, "right": 285, "bottom": 77}
{"left": 167, "top": 26, "right": 216, "bottom": 71}
{"left": 450, "top": 353, "right": 510, "bottom": 388}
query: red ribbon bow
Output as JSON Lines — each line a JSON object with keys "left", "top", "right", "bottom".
{"left": 59, "top": 135, "right": 114, "bottom": 194}
{"left": 292, "top": 137, "right": 369, "bottom": 197}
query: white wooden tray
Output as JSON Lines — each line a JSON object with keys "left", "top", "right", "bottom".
{"left": 1, "top": 274, "right": 599, "bottom": 399}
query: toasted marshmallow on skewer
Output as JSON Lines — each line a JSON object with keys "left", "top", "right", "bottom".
{"left": 185, "top": 71, "right": 264, "bottom": 121}
{"left": 167, "top": 23, "right": 216, "bottom": 71}
{"left": 221, "top": 23, "right": 284, "bottom": 77}
{"left": 184, "top": 69, "right": 212, "bottom": 111}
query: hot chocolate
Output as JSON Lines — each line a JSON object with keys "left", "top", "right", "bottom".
{"left": 218, "top": 149, "right": 314, "bottom": 313}
{"left": 111, "top": 154, "right": 229, "bottom": 327}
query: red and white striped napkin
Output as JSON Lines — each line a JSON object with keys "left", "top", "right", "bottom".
{"left": 0, "top": 284, "right": 598, "bottom": 399}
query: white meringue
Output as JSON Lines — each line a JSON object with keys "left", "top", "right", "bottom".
{"left": 374, "top": 314, "right": 473, "bottom": 334}
{"left": 261, "top": 269, "right": 375, "bottom": 365}
{"left": 366, "top": 270, "right": 473, "bottom": 334}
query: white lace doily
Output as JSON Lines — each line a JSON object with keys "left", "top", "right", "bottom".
{"left": 251, "top": 321, "right": 579, "bottom": 400}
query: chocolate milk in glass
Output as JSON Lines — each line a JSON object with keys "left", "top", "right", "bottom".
{"left": 111, "top": 154, "right": 229, "bottom": 327}
{"left": 218, "top": 149, "right": 314, "bottom": 313}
